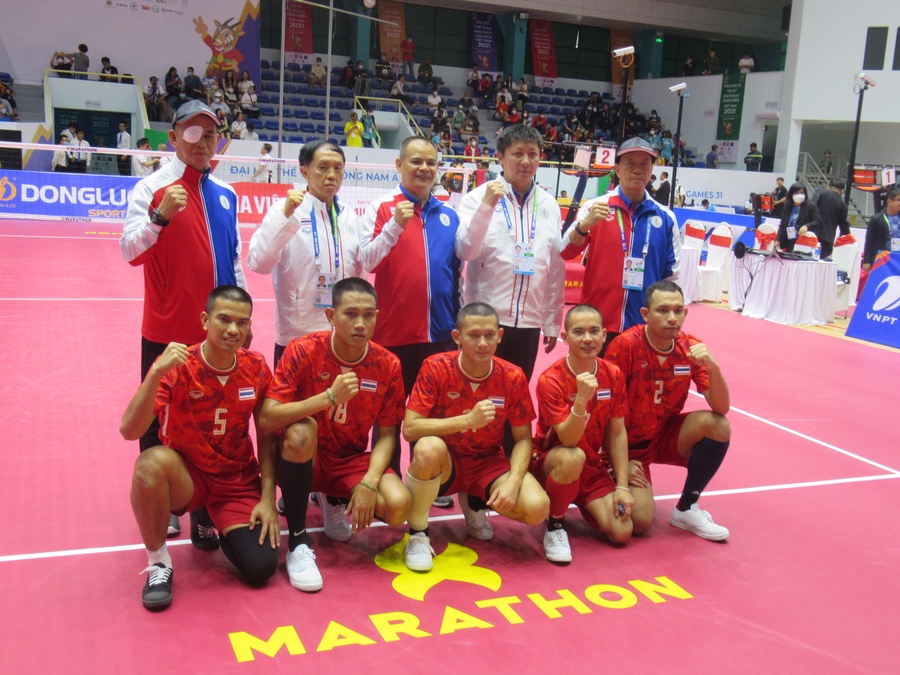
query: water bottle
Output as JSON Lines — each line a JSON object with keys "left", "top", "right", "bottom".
{"left": 813, "top": 242, "right": 821, "bottom": 260}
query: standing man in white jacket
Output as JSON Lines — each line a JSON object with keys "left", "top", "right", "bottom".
{"left": 248, "top": 140, "right": 362, "bottom": 366}
{"left": 456, "top": 124, "right": 565, "bottom": 384}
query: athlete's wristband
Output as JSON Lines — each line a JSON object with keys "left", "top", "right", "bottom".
{"left": 573, "top": 224, "right": 587, "bottom": 237}
{"left": 359, "top": 479, "right": 378, "bottom": 492}
{"left": 570, "top": 406, "right": 588, "bottom": 418}
{"left": 615, "top": 486, "right": 632, "bottom": 492}
{"left": 325, "top": 388, "right": 337, "bottom": 405}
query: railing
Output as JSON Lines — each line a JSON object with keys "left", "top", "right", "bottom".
{"left": 798, "top": 152, "right": 867, "bottom": 223}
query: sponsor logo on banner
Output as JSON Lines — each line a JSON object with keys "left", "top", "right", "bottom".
{"left": 846, "top": 253, "right": 900, "bottom": 349}
{"left": 0, "top": 170, "right": 135, "bottom": 221}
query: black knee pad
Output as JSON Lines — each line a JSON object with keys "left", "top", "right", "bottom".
{"left": 220, "top": 525, "right": 279, "bottom": 585}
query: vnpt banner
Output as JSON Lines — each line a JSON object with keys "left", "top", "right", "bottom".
{"left": 471, "top": 13, "right": 499, "bottom": 74}
{"left": 846, "top": 252, "right": 900, "bottom": 349}
{"left": 285, "top": 1, "right": 314, "bottom": 66}
{"left": 529, "top": 19, "right": 557, "bottom": 89}
{"left": 0, "top": 170, "right": 137, "bottom": 222}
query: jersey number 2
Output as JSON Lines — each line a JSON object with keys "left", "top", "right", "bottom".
{"left": 653, "top": 380, "right": 664, "bottom": 405}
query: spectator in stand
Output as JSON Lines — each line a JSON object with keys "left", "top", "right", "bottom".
{"left": 459, "top": 94, "right": 477, "bottom": 115}
{"left": 519, "top": 109, "right": 531, "bottom": 127}
{"left": 401, "top": 35, "right": 416, "bottom": 78}
{"left": 466, "top": 65, "right": 481, "bottom": 96}
{"left": 215, "top": 108, "right": 230, "bottom": 136}
{"left": 222, "top": 70, "right": 237, "bottom": 94}
{"left": 561, "top": 112, "right": 579, "bottom": 143}
{"left": 210, "top": 90, "right": 230, "bottom": 118}
{"left": 223, "top": 85, "right": 239, "bottom": 115}
{"left": 660, "top": 130, "right": 675, "bottom": 165}
{"left": 202, "top": 67, "right": 219, "bottom": 103}
{"left": 52, "top": 134, "right": 70, "bottom": 172}
{"left": 100, "top": 57, "right": 119, "bottom": 83}
{"left": 354, "top": 60, "right": 367, "bottom": 82}
{"left": 183, "top": 67, "right": 204, "bottom": 100}
{"left": 579, "top": 92, "right": 600, "bottom": 130}
{"left": 705, "top": 144, "right": 719, "bottom": 169}
{"left": 362, "top": 107, "right": 379, "bottom": 148}
{"left": 503, "top": 74, "right": 515, "bottom": 92}
{"left": 339, "top": 60, "right": 355, "bottom": 88}
{"left": 646, "top": 127, "right": 661, "bottom": 153}
{"left": 116, "top": 121, "right": 132, "bottom": 176}
{"left": 496, "top": 85, "right": 513, "bottom": 108}
{"left": 531, "top": 111, "right": 548, "bottom": 134}
{"left": 375, "top": 53, "right": 393, "bottom": 82}
{"left": 165, "top": 67, "right": 185, "bottom": 112}
{"left": 144, "top": 76, "right": 169, "bottom": 122}
{"left": 417, "top": 58, "right": 436, "bottom": 88}
{"left": 463, "top": 136, "right": 481, "bottom": 159}
{"left": 310, "top": 57, "right": 327, "bottom": 87}
{"left": 426, "top": 88, "right": 442, "bottom": 116}
{"left": 738, "top": 52, "right": 755, "bottom": 74}
{"left": 0, "top": 82, "right": 19, "bottom": 120}
{"left": 493, "top": 98, "right": 510, "bottom": 123}
{"left": 64, "top": 44, "right": 89, "bottom": 79}
{"left": 516, "top": 77, "right": 529, "bottom": 111}
{"left": 543, "top": 121, "right": 560, "bottom": 161}
{"left": 132, "top": 138, "right": 156, "bottom": 178}
{"left": 452, "top": 105, "right": 466, "bottom": 132}
{"left": 390, "top": 75, "right": 414, "bottom": 106}
{"left": 701, "top": 199, "right": 716, "bottom": 212}
{"left": 703, "top": 49, "right": 720, "bottom": 75}
{"left": 430, "top": 102, "right": 449, "bottom": 135}
{"left": 231, "top": 111, "right": 247, "bottom": 139}
{"left": 439, "top": 126, "right": 453, "bottom": 155}
{"left": 344, "top": 111, "right": 364, "bottom": 147}
{"left": 241, "top": 122, "right": 259, "bottom": 141}
{"left": 237, "top": 70, "right": 255, "bottom": 96}
{"left": 353, "top": 70, "right": 371, "bottom": 109}
{"left": 682, "top": 55, "right": 696, "bottom": 77}
{"left": 240, "top": 86, "right": 260, "bottom": 119}
{"left": 477, "top": 73, "right": 493, "bottom": 107}
{"left": 647, "top": 109, "right": 661, "bottom": 132}
{"left": 51, "top": 51, "right": 73, "bottom": 78}
{"left": 459, "top": 114, "right": 480, "bottom": 145}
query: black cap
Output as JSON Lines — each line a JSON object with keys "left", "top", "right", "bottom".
{"left": 171, "top": 100, "right": 219, "bottom": 128}
{"left": 617, "top": 136, "right": 659, "bottom": 159}
{"left": 830, "top": 178, "right": 846, "bottom": 190}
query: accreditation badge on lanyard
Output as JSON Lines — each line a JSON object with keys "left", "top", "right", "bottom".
{"left": 620, "top": 208, "right": 652, "bottom": 291}
{"left": 500, "top": 189, "right": 538, "bottom": 276}
{"left": 888, "top": 214, "right": 900, "bottom": 251}
{"left": 311, "top": 202, "right": 342, "bottom": 308}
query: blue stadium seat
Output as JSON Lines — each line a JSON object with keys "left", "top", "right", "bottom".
{"left": 537, "top": 106, "right": 548, "bottom": 115}
{"left": 554, "top": 88, "right": 566, "bottom": 96}
{"left": 271, "top": 61, "right": 281, "bottom": 70}
{"left": 303, "top": 97, "right": 319, "bottom": 108}
{"left": 525, "top": 104, "right": 536, "bottom": 113}
{"left": 261, "top": 71, "right": 277, "bottom": 81}
{"left": 316, "top": 123, "right": 327, "bottom": 134}
{"left": 550, "top": 107, "right": 563, "bottom": 116}
{"left": 447, "top": 98, "right": 459, "bottom": 108}
{"left": 311, "top": 110, "right": 326, "bottom": 120}
{"left": 293, "top": 109, "right": 309, "bottom": 119}
{"left": 288, "top": 95, "right": 303, "bottom": 107}
{"left": 329, "top": 110, "right": 342, "bottom": 121}
{"left": 292, "top": 72, "right": 308, "bottom": 83}
{"left": 578, "top": 90, "right": 590, "bottom": 98}
{"left": 419, "top": 117, "right": 432, "bottom": 127}
{"left": 336, "top": 100, "right": 351, "bottom": 110}
{"left": 541, "top": 87, "right": 554, "bottom": 95}
{"left": 438, "top": 86, "right": 453, "bottom": 97}
{"left": 313, "top": 86, "right": 327, "bottom": 96}
{"left": 262, "top": 81, "right": 279, "bottom": 92}
{"left": 300, "top": 122, "right": 315, "bottom": 134}
{"left": 552, "top": 97, "right": 564, "bottom": 105}
{"left": 564, "top": 98, "right": 576, "bottom": 107}
{"left": 295, "top": 83, "right": 312, "bottom": 95}
{"left": 259, "top": 106, "right": 277, "bottom": 118}
{"left": 283, "top": 121, "right": 299, "bottom": 132}
{"left": 287, "top": 62, "right": 300, "bottom": 72}
{"left": 566, "top": 89, "right": 578, "bottom": 97}
{"left": 260, "top": 60, "right": 271, "bottom": 70}
{"left": 288, "top": 135, "right": 304, "bottom": 144}
{"left": 264, "top": 120, "right": 279, "bottom": 131}
{"left": 256, "top": 93, "right": 271, "bottom": 104}
{"left": 331, "top": 124, "right": 344, "bottom": 135}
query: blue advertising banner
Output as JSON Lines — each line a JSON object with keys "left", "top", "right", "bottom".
{"left": 471, "top": 13, "right": 498, "bottom": 73}
{"left": 846, "top": 252, "right": 900, "bottom": 349}
{"left": 0, "top": 169, "right": 137, "bottom": 222}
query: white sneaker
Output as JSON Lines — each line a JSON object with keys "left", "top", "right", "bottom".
{"left": 543, "top": 528, "right": 572, "bottom": 563}
{"left": 404, "top": 533, "right": 435, "bottom": 572}
{"left": 286, "top": 544, "right": 323, "bottom": 592}
{"left": 464, "top": 508, "right": 494, "bottom": 541}
{"left": 320, "top": 493, "right": 352, "bottom": 542}
{"left": 670, "top": 504, "right": 730, "bottom": 541}
{"left": 166, "top": 514, "right": 181, "bottom": 537}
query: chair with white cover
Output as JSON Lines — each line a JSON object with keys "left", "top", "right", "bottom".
{"left": 694, "top": 223, "right": 733, "bottom": 302}
{"left": 683, "top": 220, "right": 706, "bottom": 249}
{"left": 833, "top": 233, "right": 860, "bottom": 316}
{"left": 794, "top": 232, "right": 818, "bottom": 255}
{"left": 754, "top": 222, "right": 778, "bottom": 251}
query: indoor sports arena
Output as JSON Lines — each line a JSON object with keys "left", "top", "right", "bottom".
{"left": 1, "top": 1, "right": 899, "bottom": 672}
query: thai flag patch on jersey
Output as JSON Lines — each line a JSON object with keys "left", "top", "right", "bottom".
{"left": 360, "top": 379, "right": 378, "bottom": 393}
{"left": 489, "top": 396, "right": 505, "bottom": 408}
{"left": 596, "top": 389, "right": 611, "bottom": 401}
{"left": 674, "top": 365, "right": 691, "bottom": 376}
{"left": 238, "top": 387, "right": 256, "bottom": 400}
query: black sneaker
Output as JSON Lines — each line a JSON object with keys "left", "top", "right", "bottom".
{"left": 190, "top": 508, "right": 220, "bottom": 551}
{"left": 141, "top": 563, "right": 173, "bottom": 610}
{"left": 432, "top": 495, "right": 454, "bottom": 508}
{"left": 277, "top": 496, "right": 285, "bottom": 515}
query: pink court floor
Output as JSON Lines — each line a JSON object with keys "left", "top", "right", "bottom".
{"left": 1, "top": 218, "right": 898, "bottom": 674}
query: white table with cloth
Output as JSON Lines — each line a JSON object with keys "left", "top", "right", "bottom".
{"left": 728, "top": 253, "right": 837, "bottom": 325}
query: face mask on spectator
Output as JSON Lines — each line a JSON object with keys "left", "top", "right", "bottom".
{"left": 793, "top": 193, "right": 806, "bottom": 205}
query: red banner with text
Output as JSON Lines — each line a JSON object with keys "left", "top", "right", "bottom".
{"left": 378, "top": 1, "right": 407, "bottom": 72}
{"left": 285, "top": 1, "right": 314, "bottom": 66}
{"left": 529, "top": 19, "right": 557, "bottom": 90}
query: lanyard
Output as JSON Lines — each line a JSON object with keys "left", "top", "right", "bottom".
{"left": 615, "top": 201, "right": 652, "bottom": 258}
{"left": 500, "top": 187, "right": 538, "bottom": 242}
{"left": 310, "top": 200, "right": 341, "bottom": 271}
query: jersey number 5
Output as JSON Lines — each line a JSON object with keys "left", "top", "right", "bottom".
{"left": 214, "top": 408, "right": 228, "bottom": 435}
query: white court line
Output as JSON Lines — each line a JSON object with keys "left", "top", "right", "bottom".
{"left": 689, "top": 391, "right": 900, "bottom": 475}
{"left": 2, "top": 472, "right": 899, "bottom": 565}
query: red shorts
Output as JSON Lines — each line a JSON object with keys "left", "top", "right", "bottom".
{"left": 442, "top": 449, "right": 510, "bottom": 501}
{"left": 628, "top": 413, "right": 690, "bottom": 484}
{"left": 312, "top": 449, "right": 396, "bottom": 498}
{"left": 530, "top": 451, "right": 616, "bottom": 509}
{"left": 179, "top": 456, "right": 262, "bottom": 531}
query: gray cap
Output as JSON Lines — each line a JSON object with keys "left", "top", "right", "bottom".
{"left": 617, "top": 136, "right": 659, "bottom": 159}
{"left": 172, "top": 99, "right": 219, "bottom": 128}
